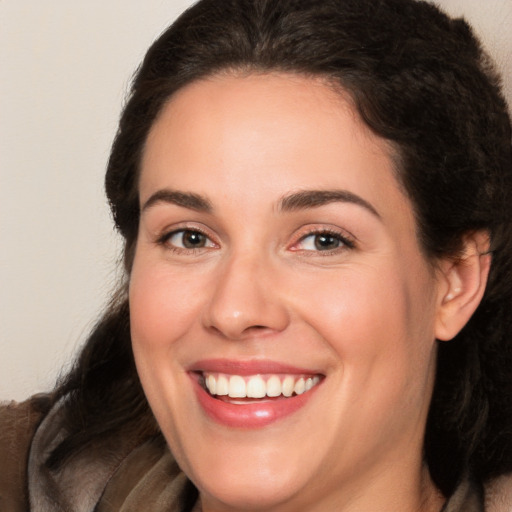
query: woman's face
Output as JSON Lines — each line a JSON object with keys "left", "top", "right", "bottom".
{"left": 130, "top": 73, "right": 445, "bottom": 511}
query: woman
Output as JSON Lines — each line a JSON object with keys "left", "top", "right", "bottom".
{"left": 1, "top": 0, "right": 511, "bottom": 510}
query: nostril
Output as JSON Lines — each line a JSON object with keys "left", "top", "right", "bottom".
{"left": 208, "top": 323, "right": 273, "bottom": 340}
{"left": 245, "top": 325, "right": 270, "bottom": 334}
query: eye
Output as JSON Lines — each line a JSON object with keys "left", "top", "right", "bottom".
{"left": 163, "top": 229, "right": 215, "bottom": 250}
{"left": 294, "top": 230, "right": 354, "bottom": 252}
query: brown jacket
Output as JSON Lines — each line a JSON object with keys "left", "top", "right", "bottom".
{"left": 1, "top": 397, "right": 511, "bottom": 511}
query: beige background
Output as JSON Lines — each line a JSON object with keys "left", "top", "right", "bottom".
{"left": 1, "top": 0, "right": 511, "bottom": 401}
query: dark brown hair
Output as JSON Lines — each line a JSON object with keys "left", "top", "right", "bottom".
{"left": 50, "top": 0, "right": 512, "bottom": 496}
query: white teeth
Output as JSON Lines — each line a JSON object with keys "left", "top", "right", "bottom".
{"left": 229, "top": 375, "right": 246, "bottom": 398}
{"left": 282, "top": 376, "right": 294, "bottom": 397}
{"left": 294, "top": 377, "right": 306, "bottom": 395}
{"left": 266, "top": 376, "right": 282, "bottom": 397}
{"left": 246, "top": 375, "right": 266, "bottom": 398}
{"left": 216, "top": 375, "right": 229, "bottom": 396}
{"left": 207, "top": 374, "right": 216, "bottom": 395}
{"left": 203, "top": 373, "right": 321, "bottom": 399}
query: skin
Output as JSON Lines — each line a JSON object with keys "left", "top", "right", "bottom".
{"left": 129, "top": 72, "right": 485, "bottom": 512}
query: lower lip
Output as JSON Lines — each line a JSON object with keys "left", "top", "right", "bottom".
{"left": 191, "top": 376, "right": 320, "bottom": 428}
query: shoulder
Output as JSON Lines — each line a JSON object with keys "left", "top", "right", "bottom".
{"left": 0, "top": 394, "right": 53, "bottom": 512}
{"left": 485, "top": 473, "right": 512, "bottom": 512}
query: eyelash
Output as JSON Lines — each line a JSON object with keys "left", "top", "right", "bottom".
{"left": 291, "top": 228, "right": 356, "bottom": 255}
{"left": 156, "top": 226, "right": 217, "bottom": 254}
{"left": 156, "top": 226, "right": 356, "bottom": 255}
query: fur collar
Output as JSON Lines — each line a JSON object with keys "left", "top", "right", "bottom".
{"left": 28, "top": 399, "right": 192, "bottom": 511}
{"left": 26, "top": 399, "right": 511, "bottom": 511}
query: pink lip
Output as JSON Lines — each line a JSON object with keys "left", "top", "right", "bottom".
{"left": 188, "top": 358, "right": 320, "bottom": 376}
{"left": 188, "top": 359, "right": 323, "bottom": 429}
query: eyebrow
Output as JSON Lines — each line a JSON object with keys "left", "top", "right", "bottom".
{"left": 279, "top": 189, "right": 380, "bottom": 218}
{"left": 141, "top": 187, "right": 380, "bottom": 218}
{"left": 142, "top": 189, "right": 212, "bottom": 213}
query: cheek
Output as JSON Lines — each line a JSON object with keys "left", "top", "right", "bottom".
{"left": 128, "top": 253, "right": 207, "bottom": 437}
{"left": 129, "top": 256, "right": 206, "bottom": 350}
{"left": 292, "top": 260, "right": 437, "bottom": 378}
{"left": 276, "top": 261, "right": 439, "bottom": 468}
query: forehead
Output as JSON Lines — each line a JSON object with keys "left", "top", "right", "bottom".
{"left": 140, "top": 72, "right": 413, "bottom": 233}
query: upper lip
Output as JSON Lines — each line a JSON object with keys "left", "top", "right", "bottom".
{"left": 188, "top": 358, "right": 323, "bottom": 376}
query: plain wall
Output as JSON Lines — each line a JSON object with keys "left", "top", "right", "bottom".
{"left": 1, "top": 0, "right": 511, "bottom": 401}
{"left": 0, "top": 0, "right": 196, "bottom": 400}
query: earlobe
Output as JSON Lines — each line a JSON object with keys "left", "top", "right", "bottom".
{"left": 435, "top": 231, "right": 491, "bottom": 341}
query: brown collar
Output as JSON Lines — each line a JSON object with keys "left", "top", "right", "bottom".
{"left": 28, "top": 399, "right": 194, "bottom": 511}
{"left": 28, "top": 399, "right": 509, "bottom": 512}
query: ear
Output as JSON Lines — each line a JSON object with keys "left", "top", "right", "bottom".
{"left": 435, "top": 231, "right": 491, "bottom": 341}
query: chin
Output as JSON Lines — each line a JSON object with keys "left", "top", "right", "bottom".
{"left": 170, "top": 432, "right": 314, "bottom": 511}
{"left": 195, "top": 471, "right": 302, "bottom": 512}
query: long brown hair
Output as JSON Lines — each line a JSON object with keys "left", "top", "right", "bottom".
{"left": 50, "top": 0, "right": 512, "bottom": 495}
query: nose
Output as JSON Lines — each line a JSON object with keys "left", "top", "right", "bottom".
{"left": 202, "top": 252, "right": 290, "bottom": 340}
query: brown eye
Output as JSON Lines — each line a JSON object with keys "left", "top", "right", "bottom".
{"left": 297, "top": 232, "right": 347, "bottom": 252}
{"left": 182, "top": 230, "right": 207, "bottom": 248}
{"left": 165, "top": 229, "right": 214, "bottom": 250}
{"left": 313, "top": 233, "right": 341, "bottom": 251}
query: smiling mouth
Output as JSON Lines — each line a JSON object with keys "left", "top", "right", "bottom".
{"left": 199, "top": 372, "right": 322, "bottom": 401}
